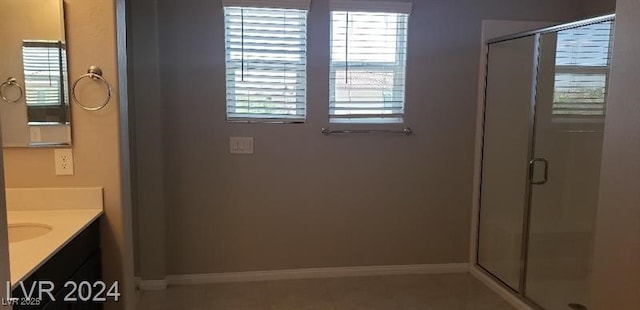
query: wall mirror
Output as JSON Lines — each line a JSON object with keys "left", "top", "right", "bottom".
{"left": 0, "top": 0, "right": 71, "bottom": 147}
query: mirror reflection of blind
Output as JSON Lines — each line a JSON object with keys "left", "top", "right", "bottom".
{"left": 329, "top": 6, "right": 410, "bottom": 124}
{"left": 553, "top": 21, "right": 613, "bottom": 116}
{"left": 22, "top": 41, "right": 67, "bottom": 107}
{"left": 223, "top": 3, "right": 308, "bottom": 122}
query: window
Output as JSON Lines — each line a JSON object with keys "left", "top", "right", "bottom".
{"left": 223, "top": 0, "right": 310, "bottom": 122}
{"left": 329, "top": 0, "right": 411, "bottom": 124}
{"left": 22, "top": 40, "right": 68, "bottom": 107}
{"left": 22, "top": 40, "right": 70, "bottom": 124}
{"left": 552, "top": 21, "right": 613, "bottom": 118}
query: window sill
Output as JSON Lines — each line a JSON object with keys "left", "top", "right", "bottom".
{"left": 329, "top": 118, "right": 403, "bottom": 124}
{"left": 226, "top": 119, "right": 306, "bottom": 124}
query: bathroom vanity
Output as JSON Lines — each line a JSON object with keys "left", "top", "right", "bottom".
{"left": 6, "top": 188, "right": 104, "bottom": 310}
{"left": 12, "top": 221, "right": 101, "bottom": 310}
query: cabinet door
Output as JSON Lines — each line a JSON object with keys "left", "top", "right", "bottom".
{"left": 64, "top": 251, "right": 103, "bottom": 310}
{"left": 41, "top": 286, "right": 72, "bottom": 310}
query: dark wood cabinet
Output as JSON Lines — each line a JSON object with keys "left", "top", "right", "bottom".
{"left": 13, "top": 221, "right": 102, "bottom": 310}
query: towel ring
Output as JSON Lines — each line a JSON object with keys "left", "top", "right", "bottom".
{"left": 72, "top": 65, "right": 112, "bottom": 111}
{"left": 0, "top": 77, "right": 24, "bottom": 103}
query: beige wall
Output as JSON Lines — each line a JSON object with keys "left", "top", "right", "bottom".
{"left": 2, "top": 0, "right": 132, "bottom": 309}
{"left": 591, "top": 0, "right": 640, "bottom": 308}
{"left": 132, "top": 0, "right": 614, "bottom": 279}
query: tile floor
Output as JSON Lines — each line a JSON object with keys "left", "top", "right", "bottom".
{"left": 136, "top": 273, "right": 515, "bottom": 310}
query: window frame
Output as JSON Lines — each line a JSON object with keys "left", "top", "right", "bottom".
{"left": 223, "top": 6, "right": 309, "bottom": 123}
{"left": 22, "top": 40, "right": 70, "bottom": 125}
{"left": 328, "top": 10, "right": 410, "bottom": 124}
{"left": 550, "top": 21, "right": 613, "bottom": 123}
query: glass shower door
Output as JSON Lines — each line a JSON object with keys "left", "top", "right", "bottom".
{"left": 524, "top": 21, "right": 613, "bottom": 310}
{"left": 477, "top": 35, "right": 539, "bottom": 291}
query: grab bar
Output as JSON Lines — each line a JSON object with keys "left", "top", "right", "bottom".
{"left": 321, "top": 127, "right": 412, "bottom": 135}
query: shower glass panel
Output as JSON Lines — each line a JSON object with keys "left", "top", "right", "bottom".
{"left": 524, "top": 21, "right": 613, "bottom": 310}
{"left": 477, "top": 35, "right": 538, "bottom": 291}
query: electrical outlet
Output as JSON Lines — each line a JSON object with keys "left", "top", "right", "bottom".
{"left": 54, "top": 149, "right": 74, "bottom": 176}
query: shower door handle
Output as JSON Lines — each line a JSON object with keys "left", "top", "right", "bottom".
{"left": 529, "top": 158, "right": 549, "bottom": 185}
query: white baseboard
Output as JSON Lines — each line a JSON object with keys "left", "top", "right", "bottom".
{"left": 137, "top": 263, "right": 469, "bottom": 290}
{"left": 469, "top": 266, "right": 533, "bottom": 310}
{"left": 138, "top": 279, "right": 168, "bottom": 291}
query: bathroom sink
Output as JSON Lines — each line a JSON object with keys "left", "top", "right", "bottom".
{"left": 8, "top": 223, "right": 52, "bottom": 243}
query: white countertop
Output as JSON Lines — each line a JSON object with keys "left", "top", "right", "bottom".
{"left": 5, "top": 188, "right": 104, "bottom": 289}
{"left": 8, "top": 210, "right": 103, "bottom": 287}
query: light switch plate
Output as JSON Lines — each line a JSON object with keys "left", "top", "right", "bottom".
{"left": 230, "top": 137, "right": 254, "bottom": 154}
{"left": 30, "top": 127, "right": 42, "bottom": 143}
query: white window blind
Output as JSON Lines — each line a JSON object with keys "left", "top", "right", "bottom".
{"left": 22, "top": 41, "right": 68, "bottom": 107}
{"left": 553, "top": 21, "right": 613, "bottom": 117}
{"left": 329, "top": 1, "right": 411, "bottom": 123}
{"left": 223, "top": 1, "right": 309, "bottom": 122}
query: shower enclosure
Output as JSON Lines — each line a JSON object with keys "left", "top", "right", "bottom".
{"left": 475, "top": 15, "right": 615, "bottom": 310}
